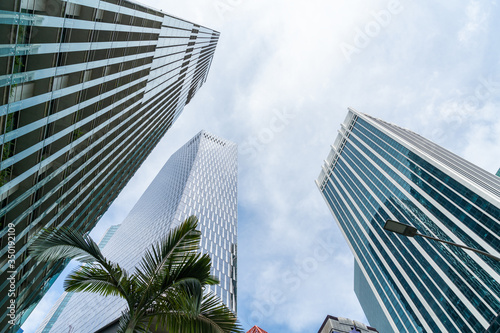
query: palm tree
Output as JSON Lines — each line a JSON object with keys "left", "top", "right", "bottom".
{"left": 30, "top": 216, "right": 243, "bottom": 333}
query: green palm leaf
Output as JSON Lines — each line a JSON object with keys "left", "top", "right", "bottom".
{"left": 64, "top": 264, "right": 126, "bottom": 298}
{"left": 135, "top": 216, "right": 201, "bottom": 286}
{"left": 151, "top": 290, "right": 243, "bottom": 333}
{"left": 30, "top": 227, "right": 130, "bottom": 298}
{"left": 198, "top": 293, "right": 243, "bottom": 332}
{"left": 30, "top": 216, "right": 243, "bottom": 333}
{"left": 30, "top": 227, "right": 104, "bottom": 263}
{"left": 133, "top": 216, "right": 211, "bottom": 307}
{"left": 160, "top": 252, "right": 218, "bottom": 289}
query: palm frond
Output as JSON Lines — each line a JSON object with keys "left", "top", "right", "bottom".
{"left": 197, "top": 292, "right": 243, "bottom": 333}
{"left": 163, "top": 253, "right": 219, "bottom": 289}
{"left": 30, "top": 227, "right": 104, "bottom": 264}
{"left": 135, "top": 252, "right": 218, "bottom": 312}
{"left": 133, "top": 217, "right": 202, "bottom": 300}
{"left": 136, "top": 216, "right": 201, "bottom": 282}
{"left": 30, "top": 216, "right": 243, "bottom": 333}
{"left": 173, "top": 277, "right": 202, "bottom": 299}
{"left": 31, "top": 227, "right": 133, "bottom": 298}
{"left": 64, "top": 264, "right": 126, "bottom": 298}
{"left": 151, "top": 290, "right": 243, "bottom": 333}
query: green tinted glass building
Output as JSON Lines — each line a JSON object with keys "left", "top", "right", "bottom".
{"left": 0, "top": 0, "right": 219, "bottom": 331}
{"left": 316, "top": 108, "right": 500, "bottom": 332}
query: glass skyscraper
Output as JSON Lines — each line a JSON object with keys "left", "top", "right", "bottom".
{"left": 36, "top": 130, "right": 238, "bottom": 333}
{"left": 0, "top": 1, "right": 219, "bottom": 331}
{"left": 316, "top": 108, "right": 500, "bottom": 332}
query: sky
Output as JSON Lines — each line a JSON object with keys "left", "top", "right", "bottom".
{"left": 21, "top": 0, "right": 500, "bottom": 332}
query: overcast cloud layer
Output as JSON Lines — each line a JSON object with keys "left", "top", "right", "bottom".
{"left": 22, "top": 0, "right": 500, "bottom": 332}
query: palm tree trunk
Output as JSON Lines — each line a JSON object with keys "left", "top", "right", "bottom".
{"left": 124, "top": 316, "right": 137, "bottom": 333}
{"left": 125, "top": 324, "right": 135, "bottom": 333}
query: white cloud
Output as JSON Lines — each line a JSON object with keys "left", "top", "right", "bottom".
{"left": 458, "top": 1, "right": 489, "bottom": 43}
{"left": 462, "top": 111, "right": 500, "bottom": 173}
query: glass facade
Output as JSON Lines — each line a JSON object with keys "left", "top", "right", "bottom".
{"left": 353, "top": 261, "right": 392, "bottom": 333}
{"left": 316, "top": 108, "right": 500, "bottom": 332}
{"left": 0, "top": 0, "right": 219, "bottom": 331}
{"left": 36, "top": 130, "right": 238, "bottom": 333}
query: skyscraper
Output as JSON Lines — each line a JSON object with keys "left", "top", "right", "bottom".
{"left": 317, "top": 315, "right": 378, "bottom": 333}
{"left": 0, "top": 0, "right": 219, "bottom": 330}
{"left": 36, "top": 130, "right": 238, "bottom": 333}
{"left": 316, "top": 108, "right": 500, "bottom": 332}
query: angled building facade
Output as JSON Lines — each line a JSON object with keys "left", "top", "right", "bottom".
{"left": 37, "top": 130, "right": 238, "bottom": 332}
{"left": 316, "top": 108, "right": 500, "bottom": 332}
{"left": 317, "top": 315, "right": 378, "bottom": 333}
{"left": 0, "top": 0, "right": 219, "bottom": 331}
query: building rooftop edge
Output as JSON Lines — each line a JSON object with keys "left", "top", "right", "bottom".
{"left": 124, "top": 0, "right": 221, "bottom": 34}
{"left": 317, "top": 315, "right": 378, "bottom": 333}
{"left": 317, "top": 108, "right": 500, "bottom": 204}
{"left": 198, "top": 130, "right": 237, "bottom": 147}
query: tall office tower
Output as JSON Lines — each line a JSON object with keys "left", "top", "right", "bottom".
{"left": 316, "top": 108, "right": 500, "bottom": 333}
{"left": 317, "top": 315, "right": 378, "bottom": 333}
{"left": 36, "top": 130, "right": 238, "bottom": 333}
{"left": 0, "top": 0, "right": 219, "bottom": 331}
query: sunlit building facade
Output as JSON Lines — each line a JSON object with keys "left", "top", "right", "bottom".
{"left": 0, "top": 0, "right": 219, "bottom": 331}
{"left": 316, "top": 108, "right": 500, "bottom": 332}
{"left": 37, "top": 130, "right": 238, "bottom": 332}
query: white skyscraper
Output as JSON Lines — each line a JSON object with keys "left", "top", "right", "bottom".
{"left": 37, "top": 130, "right": 238, "bottom": 333}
